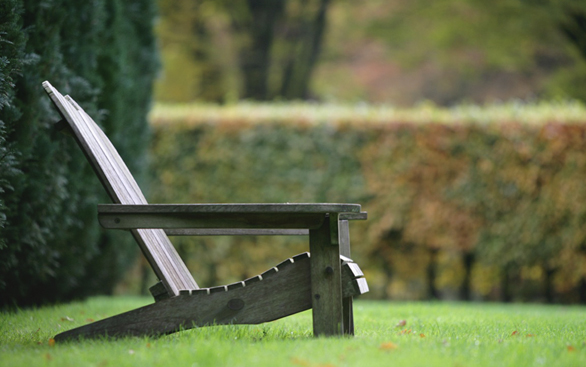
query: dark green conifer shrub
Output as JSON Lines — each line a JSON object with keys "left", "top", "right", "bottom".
{"left": 0, "top": 0, "right": 157, "bottom": 307}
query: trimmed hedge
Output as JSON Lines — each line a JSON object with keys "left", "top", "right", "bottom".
{"left": 0, "top": 0, "right": 157, "bottom": 307}
{"left": 150, "top": 102, "right": 586, "bottom": 302}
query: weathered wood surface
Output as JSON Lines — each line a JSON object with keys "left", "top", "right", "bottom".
{"left": 339, "top": 219, "right": 353, "bottom": 335}
{"left": 165, "top": 228, "right": 309, "bottom": 236}
{"left": 43, "top": 81, "right": 198, "bottom": 297}
{"left": 98, "top": 203, "right": 362, "bottom": 214}
{"left": 101, "top": 211, "right": 325, "bottom": 230}
{"left": 98, "top": 204, "right": 361, "bottom": 231}
{"left": 339, "top": 212, "right": 368, "bottom": 221}
{"left": 149, "top": 281, "right": 171, "bottom": 302}
{"left": 53, "top": 253, "right": 367, "bottom": 341}
{"left": 163, "top": 213, "right": 366, "bottom": 236}
{"left": 309, "top": 215, "right": 344, "bottom": 336}
{"left": 43, "top": 81, "right": 369, "bottom": 339}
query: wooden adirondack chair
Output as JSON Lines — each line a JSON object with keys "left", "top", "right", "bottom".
{"left": 42, "top": 81, "right": 368, "bottom": 341}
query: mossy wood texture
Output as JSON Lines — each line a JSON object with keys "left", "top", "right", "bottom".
{"left": 42, "top": 82, "right": 368, "bottom": 339}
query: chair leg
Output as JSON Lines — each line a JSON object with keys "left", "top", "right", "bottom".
{"left": 339, "top": 219, "right": 354, "bottom": 335}
{"left": 309, "top": 214, "right": 344, "bottom": 336}
{"left": 343, "top": 297, "right": 354, "bottom": 335}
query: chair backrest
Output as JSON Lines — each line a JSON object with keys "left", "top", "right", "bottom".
{"left": 42, "top": 81, "right": 198, "bottom": 296}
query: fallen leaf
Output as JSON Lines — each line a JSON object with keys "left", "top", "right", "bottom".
{"left": 45, "top": 353, "right": 52, "bottom": 361}
{"left": 419, "top": 333, "right": 426, "bottom": 338}
{"left": 379, "top": 341, "right": 398, "bottom": 350}
{"left": 86, "top": 318, "right": 95, "bottom": 322}
{"left": 526, "top": 334, "right": 535, "bottom": 337}
{"left": 146, "top": 343, "right": 152, "bottom": 348}
{"left": 568, "top": 345, "right": 576, "bottom": 352}
{"left": 511, "top": 331, "right": 519, "bottom": 336}
{"left": 395, "top": 320, "right": 407, "bottom": 328}
{"left": 48, "top": 338, "right": 55, "bottom": 347}
{"left": 60, "top": 316, "right": 74, "bottom": 322}
{"left": 399, "top": 329, "right": 412, "bottom": 335}
{"left": 291, "top": 357, "right": 311, "bottom": 366}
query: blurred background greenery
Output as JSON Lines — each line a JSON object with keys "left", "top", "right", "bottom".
{"left": 2, "top": 0, "right": 586, "bottom": 307}
{"left": 155, "top": 0, "right": 586, "bottom": 104}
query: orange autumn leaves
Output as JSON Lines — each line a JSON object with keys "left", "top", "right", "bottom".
{"left": 511, "top": 330, "right": 534, "bottom": 337}
{"left": 379, "top": 341, "right": 399, "bottom": 351}
{"left": 291, "top": 346, "right": 358, "bottom": 367}
{"left": 379, "top": 319, "right": 426, "bottom": 351}
{"left": 151, "top": 111, "right": 586, "bottom": 301}
{"left": 362, "top": 121, "right": 586, "bottom": 301}
{"left": 395, "top": 319, "right": 425, "bottom": 337}
{"left": 291, "top": 358, "right": 336, "bottom": 367}
{"left": 380, "top": 321, "right": 581, "bottom": 354}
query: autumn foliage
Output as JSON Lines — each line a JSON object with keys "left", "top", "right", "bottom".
{"left": 149, "top": 102, "right": 586, "bottom": 302}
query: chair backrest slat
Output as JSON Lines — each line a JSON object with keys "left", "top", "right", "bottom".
{"left": 67, "top": 96, "right": 147, "bottom": 204}
{"left": 43, "top": 81, "right": 199, "bottom": 296}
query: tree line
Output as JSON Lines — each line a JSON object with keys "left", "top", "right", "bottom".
{"left": 149, "top": 103, "right": 586, "bottom": 304}
{"left": 156, "top": 0, "right": 586, "bottom": 105}
{"left": 156, "top": 0, "right": 330, "bottom": 102}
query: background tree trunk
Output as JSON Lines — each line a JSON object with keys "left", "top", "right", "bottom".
{"left": 543, "top": 264, "right": 557, "bottom": 304}
{"left": 459, "top": 251, "right": 475, "bottom": 301}
{"left": 559, "top": 8, "right": 586, "bottom": 60}
{"left": 427, "top": 248, "right": 440, "bottom": 300}
{"left": 239, "top": 0, "right": 285, "bottom": 100}
{"left": 280, "top": 0, "right": 330, "bottom": 99}
{"left": 501, "top": 264, "right": 519, "bottom": 303}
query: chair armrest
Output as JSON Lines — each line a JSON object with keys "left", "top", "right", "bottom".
{"left": 98, "top": 203, "right": 363, "bottom": 231}
{"left": 163, "top": 212, "right": 366, "bottom": 236}
{"left": 164, "top": 228, "right": 309, "bottom": 236}
{"left": 339, "top": 212, "right": 368, "bottom": 221}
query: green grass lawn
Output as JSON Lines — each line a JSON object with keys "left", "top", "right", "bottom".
{"left": 1, "top": 297, "right": 586, "bottom": 367}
